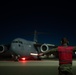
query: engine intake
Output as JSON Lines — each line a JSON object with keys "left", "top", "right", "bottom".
{"left": 40, "top": 44, "right": 49, "bottom": 52}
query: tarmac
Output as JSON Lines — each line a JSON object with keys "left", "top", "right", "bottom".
{"left": 0, "top": 60, "right": 76, "bottom": 75}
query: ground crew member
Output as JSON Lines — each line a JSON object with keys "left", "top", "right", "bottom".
{"left": 39, "top": 37, "right": 76, "bottom": 75}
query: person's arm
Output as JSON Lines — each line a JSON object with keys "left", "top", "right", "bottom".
{"left": 73, "top": 46, "right": 76, "bottom": 51}
{"left": 39, "top": 48, "right": 58, "bottom": 56}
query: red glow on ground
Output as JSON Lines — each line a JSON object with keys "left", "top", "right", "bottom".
{"left": 19, "top": 60, "right": 26, "bottom": 63}
{"left": 19, "top": 57, "right": 26, "bottom": 63}
{"left": 19, "top": 56, "right": 37, "bottom": 62}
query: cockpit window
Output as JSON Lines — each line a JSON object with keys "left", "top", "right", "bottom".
{"left": 12, "top": 40, "right": 23, "bottom": 44}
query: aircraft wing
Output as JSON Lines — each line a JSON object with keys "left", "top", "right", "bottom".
{"left": 33, "top": 43, "right": 57, "bottom": 59}
{"left": 34, "top": 43, "right": 57, "bottom": 53}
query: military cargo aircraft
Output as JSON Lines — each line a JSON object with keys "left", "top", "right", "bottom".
{"left": 0, "top": 31, "right": 56, "bottom": 61}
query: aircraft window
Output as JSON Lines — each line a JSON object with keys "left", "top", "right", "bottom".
{"left": 12, "top": 41, "right": 23, "bottom": 44}
{"left": 19, "top": 41, "right": 23, "bottom": 44}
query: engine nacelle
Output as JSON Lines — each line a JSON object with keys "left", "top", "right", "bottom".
{"left": 0, "top": 45, "right": 7, "bottom": 53}
{"left": 40, "top": 44, "right": 49, "bottom": 52}
{"left": 40, "top": 44, "right": 55, "bottom": 52}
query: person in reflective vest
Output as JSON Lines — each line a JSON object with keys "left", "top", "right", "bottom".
{"left": 39, "top": 37, "right": 76, "bottom": 75}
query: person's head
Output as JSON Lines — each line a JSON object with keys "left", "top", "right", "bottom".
{"left": 61, "top": 37, "right": 69, "bottom": 45}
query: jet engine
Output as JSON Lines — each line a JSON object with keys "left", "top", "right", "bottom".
{"left": 40, "top": 44, "right": 49, "bottom": 52}
{"left": 40, "top": 44, "right": 55, "bottom": 52}
{"left": 0, "top": 45, "right": 8, "bottom": 53}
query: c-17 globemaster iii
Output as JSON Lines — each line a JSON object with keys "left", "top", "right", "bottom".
{"left": 0, "top": 31, "right": 56, "bottom": 61}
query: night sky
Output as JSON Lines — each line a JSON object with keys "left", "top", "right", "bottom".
{"left": 0, "top": 1, "right": 76, "bottom": 45}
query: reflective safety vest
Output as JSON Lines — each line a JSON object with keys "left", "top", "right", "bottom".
{"left": 58, "top": 46, "right": 73, "bottom": 65}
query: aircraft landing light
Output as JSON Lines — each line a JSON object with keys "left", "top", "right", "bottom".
{"left": 30, "top": 53, "right": 38, "bottom": 56}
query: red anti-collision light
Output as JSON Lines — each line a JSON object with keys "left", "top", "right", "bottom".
{"left": 21, "top": 57, "right": 26, "bottom": 61}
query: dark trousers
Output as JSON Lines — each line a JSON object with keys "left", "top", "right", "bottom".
{"left": 58, "top": 64, "right": 73, "bottom": 75}
{"left": 58, "top": 69, "right": 73, "bottom": 75}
